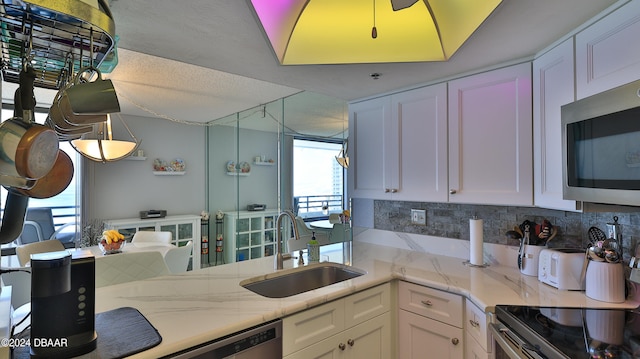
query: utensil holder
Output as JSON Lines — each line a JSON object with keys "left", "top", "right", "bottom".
{"left": 585, "top": 261, "right": 625, "bottom": 303}
{"left": 520, "top": 245, "right": 545, "bottom": 276}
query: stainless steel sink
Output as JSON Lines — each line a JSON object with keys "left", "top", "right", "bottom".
{"left": 240, "top": 262, "right": 366, "bottom": 298}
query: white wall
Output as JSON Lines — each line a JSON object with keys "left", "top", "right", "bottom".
{"left": 86, "top": 114, "right": 206, "bottom": 221}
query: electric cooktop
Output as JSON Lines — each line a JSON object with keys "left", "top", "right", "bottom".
{"left": 494, "top": 305, "right": 640, "bottom": 358}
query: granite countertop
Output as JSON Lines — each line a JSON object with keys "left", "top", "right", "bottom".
{"left": 93, "top": 239, "right": 639, "bottom": 358}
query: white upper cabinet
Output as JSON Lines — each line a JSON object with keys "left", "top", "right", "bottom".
{"left": 349, "top": 96, "right": 392, "bottom": 200}
{"left": 448, "top": 63, "right": 533, "bottom": 206}
{"left": 533, "top": 38, "right": 581, "bottom": 211}
{"left": 349, "top": 84, "right": 448, "bottom": 201}
{"left": 576, "top": 0, "right": 640, "bottom": 99}
{"left": 391, "top": 84, "right": 448, "bottom": 202}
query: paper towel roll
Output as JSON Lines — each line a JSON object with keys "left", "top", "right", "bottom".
{"left": 470, "top": 218, "right": 484, "bottom": 265}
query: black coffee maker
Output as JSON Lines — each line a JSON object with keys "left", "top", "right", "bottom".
{"left": 30, "top": 250, "right": 96, "bottom": 358}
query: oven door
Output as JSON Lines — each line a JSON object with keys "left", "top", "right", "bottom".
{"left": 490, "top": 322, "right": 547, "bottom": 359}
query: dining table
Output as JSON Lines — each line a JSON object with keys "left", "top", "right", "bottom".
{"left": 308, "top": 220, "right": 334, "bottom": 230}
{"left": 83, "top": 241, "right": 176, "bottom": 258}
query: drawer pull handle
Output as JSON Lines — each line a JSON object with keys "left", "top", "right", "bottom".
{"left": 449, "top": 189, "right": 457, "bottom": 194}
{"left": 469, "top": 319, "right": 479, "bottom": 327}
{"left": 421, "top": 300, "right": 433, "bottom": 306}
{"left": 339, "top": 343, "right": 346, "bottom": 351}
{"left": 451, "top": 338, "right": 459, "bottom": 345}
{"left": 348, "top": 339, "right": 355, "bottom": 347}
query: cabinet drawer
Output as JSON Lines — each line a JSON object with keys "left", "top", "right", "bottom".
{"left": 344, "top": 283, "right": 390, "bottom": 328}
{"left": 283, "top": 299, "right": 345, "bottom": 356}
{"left": 465, "top": 300, "right": 490, "bottom": 352}
{"left": 398, "top": 281, "right": 463, "bottom": 327}
{"left": 284, "top": 312, "right": 391, "bottom": 359}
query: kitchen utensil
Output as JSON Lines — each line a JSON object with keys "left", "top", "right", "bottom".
{"left": 0, "top": 191, "right": 29, "bottom": 244}
{"left": 505, "top": 230, "right": 522, "bottom": 240}
{"left": 588, "top": 226, "right": 607, "bottom": 245}
{"left": 59, "top": 66, "right": 120, "bottom": 117}
{"left": 518, "top": 224, "right": 531, "bottom": 269}
{"left": 10, "top": 150, "right": 74, "bottom": 199}
{"left": 0, "top": 76, "right": 59, "bottom": 186}
{"left": 513, "top": 225, "right": 523, "bottom": 238}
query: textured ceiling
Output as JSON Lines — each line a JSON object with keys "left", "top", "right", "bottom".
{"left": 1, "top": 0, "right": 624, "bottom": 137}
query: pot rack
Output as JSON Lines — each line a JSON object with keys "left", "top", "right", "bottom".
{"left": 0, "top": 0, "right": 115, "bottom": 90}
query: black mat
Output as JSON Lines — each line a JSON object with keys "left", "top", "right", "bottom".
{"left": 13, "top": 307, "right": 162, "bottom": 358}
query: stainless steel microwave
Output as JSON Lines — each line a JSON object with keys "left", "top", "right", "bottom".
{"left": 561, "top": 79, "right": 640, "bottom": 207}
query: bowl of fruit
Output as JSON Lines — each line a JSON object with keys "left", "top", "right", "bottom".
{"left": 99, "top": 229, "right": 126, "bottom": 255}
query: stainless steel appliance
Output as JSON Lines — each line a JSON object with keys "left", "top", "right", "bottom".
{"left": 490, "top": 305, "right": 639, "bottom": 359}
{"left": 168, "top": 320, "right": 282, "bottom": 358}
{"left": 561, "top": 78, "right": 640, "bottom": 206}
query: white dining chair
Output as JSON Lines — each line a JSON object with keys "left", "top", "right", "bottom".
{"left": 95, "top": 251, "right": 170, "bottom": 287}
{"left": 15, "top": 239, "right": 66, "bottom": 266}
{"left": 131, "top": 231, "right": 172, "bottom": 244}
{"left": 164, "top": 241, "right": 193, "bottom": 273}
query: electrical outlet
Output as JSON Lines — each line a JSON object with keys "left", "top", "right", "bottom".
{"left": 410, "top": 209, "right": 426, "bottom": 225}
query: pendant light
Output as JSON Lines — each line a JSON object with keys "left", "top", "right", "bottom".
{"left": 69, "top": 29, "right": 139, "bottom": 162}
{"left": 71, "top": 113, "right": 139, "bottom": 162}
{"left": 335, "top": 140, "right": 349, "bottom": 169}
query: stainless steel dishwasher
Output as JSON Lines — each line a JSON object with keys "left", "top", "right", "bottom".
{"left": 167, "top": 320, "right": 282, "bottom": 359}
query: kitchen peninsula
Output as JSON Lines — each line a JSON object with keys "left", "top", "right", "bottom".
{"left": 91, "top": 237, "right": 638, "bottom": 358}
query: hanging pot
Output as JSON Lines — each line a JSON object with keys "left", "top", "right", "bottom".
{"left": 58, "top": 66, "right": 120, "bottom": 118}
{"left": 0, "top": 191, "right": 29, "bottom": 245}
{"left": 11, "top": 150, "right": 74, "bottom": 199}
{"left": 0, "top": 118, "right": 59, "bottom": 186}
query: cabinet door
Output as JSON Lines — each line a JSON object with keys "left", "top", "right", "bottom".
{"left": 465, "top": 334, "right": 493, "bottom": 359}
{"left": 448, "top": 62, "right": 533, "bottom": 206}
{"left": 349, "top": 96, "right": 393, "bottom": 199}
{"left": 533, "top": 38, "right": 581, "bottom": 212}
{"left": 391, "top": 84, "right": 448, "bottom": 202}
{"left": 398, "top": 310, "right": 464, "bottom": 359}
{"left": 576, "top": 1, "right": 640, "bottom": 99}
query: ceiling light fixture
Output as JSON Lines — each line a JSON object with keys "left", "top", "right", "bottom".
{"left": 71, "top": 113, "right": 139, "bottom": 162}
{"left": 372, "top": 0, "right": 378, "bottom": 39}
{"left": 250, "top": 0, "right": 502, "bottom": 65}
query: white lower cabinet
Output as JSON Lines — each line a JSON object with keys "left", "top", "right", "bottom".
{"left": 399, "top": 310, "right": 463, "bottom": 359}
{"left": 285, "top": 312, "right": 391, "bottom": 359}
{"left": 283, "top": 283, "right": 391, "bottom": 359}
{"left": 465, "top": 300, "right": 494, "bottom": 359}
{"left": 398, "top": 281, "right": 464, "bottom": 359}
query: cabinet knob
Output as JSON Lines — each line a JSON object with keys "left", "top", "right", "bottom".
{"left": 451, "top": 338, "right": 459, "bottom": 345}
{"left": 449, "top": 189, "right": 457, "bottom": 194}
{"left": 348, "top": 339, "right": 355, "bottom": 347}
{"left": 421, "top": 300, "right": 433, "bottom": 306}
{"left": 469, "top": 319, "right": 479, "bottom": 327}
{"left": 384, "top": 188, "right": 390, "bottom": 193}
{"left": 339, "top": 343, "right": 346, "bottom": 351}
{"left": 390, "top": 188, "right": 398, "bottom": 193}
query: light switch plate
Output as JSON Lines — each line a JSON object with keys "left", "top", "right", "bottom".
{"left": 411, "top": 209, "right": 426, "bottom": 225}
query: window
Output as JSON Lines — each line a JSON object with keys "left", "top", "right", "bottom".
{"left": 0, "top": 109, "right": 80, "bottom": 246}
{"left": 293, "top": 139, "right": 344, "bottom": 220}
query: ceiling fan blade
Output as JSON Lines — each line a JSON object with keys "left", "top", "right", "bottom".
{"left": 391, "top": 0, "right": 419, "bottom": 11}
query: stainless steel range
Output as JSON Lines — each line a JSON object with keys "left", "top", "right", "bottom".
{"left": 490, "top": 305, "right": 640, "bottom": 359}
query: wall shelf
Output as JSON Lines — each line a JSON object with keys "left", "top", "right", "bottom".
{"left": 126, "top": 156, "right": 147, "bottom": 161}
{"left": 153, "top": 171, "right": 186, "bottom": 176}
{"left": 253, "top": 161, "right": 275, "bottom": 166}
